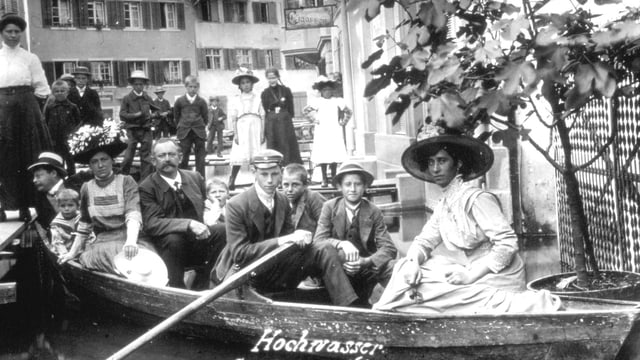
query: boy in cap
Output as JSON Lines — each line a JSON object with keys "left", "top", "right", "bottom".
{"left": 214, "top": 149, "right": 362, "bottom": 306}
{"left": 120, "top": 70, "right": 159, "bottom": 181}
{"left": 314, "top": 161, "right": 397, "bottom": 306}
{"left": 152, "top": 86, "right": 173, "bottom": 139}
{"left": 68, "top": 65, "right": 103, "bottom": 127}
{"left": 44, "top": 80, "right": 81, "bottom": 175}
{"left": 206, "top": 96, "right": 227, "bottom": 157}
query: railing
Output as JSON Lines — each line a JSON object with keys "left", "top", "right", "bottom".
{"left": 555, "top": 74, "right": 640, "bottom": 273}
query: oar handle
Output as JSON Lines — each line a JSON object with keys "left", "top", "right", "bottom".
{"left": 107, "top": 242, "right": 296, "bottom": 360}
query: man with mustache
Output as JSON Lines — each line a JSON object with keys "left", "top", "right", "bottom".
{"left": 139, "top": 138, "right": 225, "bottom": 289}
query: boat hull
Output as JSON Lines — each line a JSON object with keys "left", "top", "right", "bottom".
{"left": 60, "top": 262, "right": 640, "bottom": 360}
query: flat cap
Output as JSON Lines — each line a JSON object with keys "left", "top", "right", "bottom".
{"left": 251, "top": 149, "right": 283, "bottom": 169}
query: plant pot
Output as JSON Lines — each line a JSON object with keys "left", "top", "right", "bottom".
{"left": 527, "top": 270, "right": 640, "bottom": 301}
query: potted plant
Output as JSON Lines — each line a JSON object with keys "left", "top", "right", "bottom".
{"left": 359, "top": 0, "right": 640, "bottom": 296}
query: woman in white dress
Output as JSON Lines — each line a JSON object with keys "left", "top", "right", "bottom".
{"left": 227, "top": 68, "right": 265, "bottom": 189}
{"left": 304, "top": 76, "right": 352, "bottom": 187}
{"left": 374, "top": 124, "right": 562, "bottom": 314}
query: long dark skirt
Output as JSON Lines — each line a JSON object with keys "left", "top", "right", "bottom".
{"left": 264, "top": 110, "right": 302, "bottom": 166}
{"left": 0, "top": 87, "right": 52, "bottom": 210}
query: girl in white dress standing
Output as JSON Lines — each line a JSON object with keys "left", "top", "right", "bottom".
{"left": 227, "top": 68, "right": 265, "bottom": 190}
{"left": 304, "top": 76, "right": 352, "bottom": 187}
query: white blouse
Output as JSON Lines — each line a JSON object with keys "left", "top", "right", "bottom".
{"left": 0, "top": 42, "right": 50, "bottom": 97}
{"left": 408, "top": 176, "right": 518, "bottom": 273}
{"left": 229, "top": 92, "right": 263, "bottom": 119}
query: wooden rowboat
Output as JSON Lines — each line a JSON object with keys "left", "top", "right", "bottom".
{"left": 56, "top": 260, "right": 640, "bottom": 360}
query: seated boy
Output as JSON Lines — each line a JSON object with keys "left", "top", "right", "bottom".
{"left": 204, "top": 178, "right": 230, "bottom": 227}
{"left": 50, "top": 189, "right": 82, "bottom": 256}
{"left": 314, "top": 162, "right": 397, "bottom": 307}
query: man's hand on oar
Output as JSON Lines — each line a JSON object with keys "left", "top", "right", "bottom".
{"left": 277, "top": 229, "right": 312, "bottom": 248}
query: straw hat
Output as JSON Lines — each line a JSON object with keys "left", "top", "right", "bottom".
{"left": 72, "top": 66, "right": 92, "bottom": 77}
{"left": 332, "top": 161, "right": 374, "bottom": 188}
{"left": 312, "top": 75, "right": 337, "bottom": 91}
{"left": 128, "top": 70, "right": 149, "bottom": 83}
{"left": 0, "top": 13, "right": 26, "bottom": 31}
{"left": 68, "top": 119, "right": 128, "bottom": 164}
{"left": 59, "top": 73, "right": 77, "bottom": 86}
{"left": 401, "top": 124, "right": 494, "bottom": 183}
{"left": 251, "top": 149, "right": 283, "bottom": 169}
{"left": 154, "top": 86, "right": 166, "bottom": 93}
{"left": 28, "top": 152, "right": 67, "bottom": 178}
{"left": 114, "top": 248, "right": 168, "bottom": 287}
{"left": 231, "top": 67, "right": 259, "bottom": 85}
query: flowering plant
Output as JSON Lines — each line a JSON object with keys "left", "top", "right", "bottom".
{"left": 68, "top": 118, "right": 127, "bottom": 158}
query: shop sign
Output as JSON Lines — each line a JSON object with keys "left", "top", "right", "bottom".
{"left": 285, "top": 6, "right": 334, "bottom": 30}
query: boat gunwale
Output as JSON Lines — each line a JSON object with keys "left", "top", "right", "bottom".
{"left": 64, "top": 260, "right": 640, "bottom": 320}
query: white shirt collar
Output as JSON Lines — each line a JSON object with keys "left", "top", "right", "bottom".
{"left": 255, "top": 183, "right": 274, "bottom": 212}
{"left": 160, "top": 171, "right": 182, "bottom": 191}
{"left": 345, "top": 201, "right": 361, "bottom": 223}
{"left": 186, "top": 93, "right": 197, "bottom": 103}
{"left": 133, "top": 90, "right": 144, "bottom": 97}
{"left": 48, "top": 179, "right": 64, "bottom": 196}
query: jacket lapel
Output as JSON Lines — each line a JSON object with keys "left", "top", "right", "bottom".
{"left": 359, "top": 200, "right": 374, "bottom": 248}
{"left": 333, "top": 198, "right": 347, "bottom": 239}
{"left": 248, "top": 187, "right": 265, "bottom": 240}
{"left": 291, "top": 191, "right": 307, "bottom": 229}
{"left": 274, "top": 192, "right": 287, "bottom": 236}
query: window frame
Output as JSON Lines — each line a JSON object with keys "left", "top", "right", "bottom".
{"left": 204, "top": 48, "right": 224, "bottom": 70}
{"left": 90, "top": 60, "right": 114, "bottom": 87}
{"left": 87, "top": 1, "right": 108, "bottom": 28}
{"left": 123, "top": 2, "right": 143, "bottom": 29}
{"left": 51, "top": 0, "right": 74, "bottom": 27}
{"left": 161, "top": 2, "right": 178, "bottom": 29}
{"left": 236, "top": 49, "right": 253, "bottom": 68}
{"left": 223, "top": 0, "right": 247, "bottom": 23}
{"left": 163, "top": 60, "right": 183, "bottom": 84}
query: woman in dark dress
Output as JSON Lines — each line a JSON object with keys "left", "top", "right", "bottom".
{"left": 260, "top": 68, "right": 302, "bottom": 166}
{"left": 0, "top": 13, "right": 52, "bottom": 221}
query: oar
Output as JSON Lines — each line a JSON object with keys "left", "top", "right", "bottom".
{"left": 107, "top": 242, "right": 296, "bottom": 360}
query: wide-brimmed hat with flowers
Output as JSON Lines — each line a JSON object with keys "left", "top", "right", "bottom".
{"left": 231, "top": 67, "right": 259, "bottom": 85}
{"left": 401, "top": 123, "right": 494, "bottom": 183}
{"left": 68, "top": 119, "right": 128, "bottom": 165}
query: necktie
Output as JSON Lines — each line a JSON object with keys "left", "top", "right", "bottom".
{"left": 174, "top": 181, "right": 185, "bottom": 215}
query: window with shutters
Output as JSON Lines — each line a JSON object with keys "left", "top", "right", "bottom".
{"left": 161, "top": 3, "right": 177, "bottom": 29}
{"left": 204, "top": 49, "right": 224, "bottom": 70}
{"left": 163, "top": 60, "right": 182, "bottom": 84}
{"left": 0, "top": 0, "right": 18, "bottom": 16}
{"left": 223, "top": 0, "right": 246, "bottom": 23}
{"left": 87, "top": 1, "right": 107, "bottom": 27}
{"left": 284, "top": 0, "right": 323, "bottom": 8}
{"left": 62, "top": 62, "right": 76, "bottom": 74}
{"left": 265, "top": 50, "right": 275, "bottom": 68}
{"left": 253, "top": 2, "right": 276, "bottom": 24}
{"left": 236, "top": 49, "right": 252, "bottom": 68}
{"left": 201, "top": 0, "right": 220, "bottom": 22}
{"left": 91, "top": 61, "right": 114, "bottom": 86}
{"left": 124, "top": 2, "right": 143, "bottom": 28}
{"left": 127, "top": 61, "right": 147, "bottom": 75}
{"left": 52, "top": 0, "right": 74, "bottom": 27}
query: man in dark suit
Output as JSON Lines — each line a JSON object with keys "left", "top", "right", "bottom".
{"left": 314, "top": 162, "right": 397, "bottom": 306}
{"left": 139, "top": 138, "right": 225, "bottom": 289}
{"left": 281, "top": 163, "right": 326, "bottom": 234}
{"left": 214, "top": 149, "right": 360, "bottom": 306}
{"left": 68, "top": 66, "right": 103, "bottom": 127}
{"left": 205, "top": 96, "right": 226, "bottom": 157}
{"left": 173, "top": 76, "right": 209, "bottom": 177}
